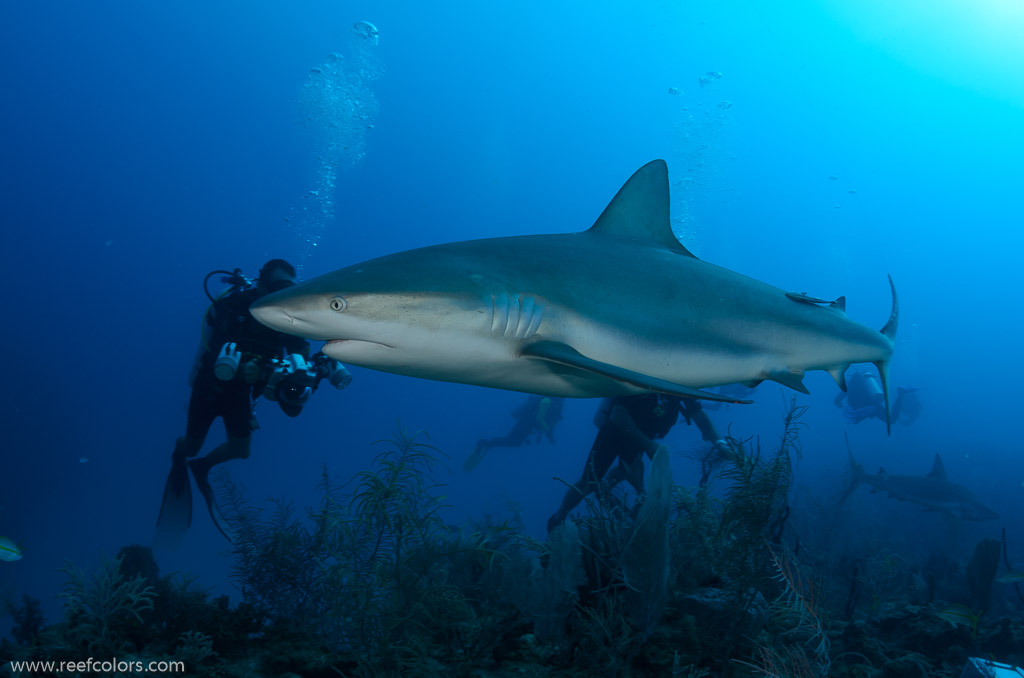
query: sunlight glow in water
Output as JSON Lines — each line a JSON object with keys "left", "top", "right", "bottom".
{"left": 828, "top": 0, "right": 1024, "bottom": 105}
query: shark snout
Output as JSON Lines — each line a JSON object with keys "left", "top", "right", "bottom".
{"left": 248, "top": 301, "right": 296, "bottom": 332}
{"left": 965, "top": 503, "right": 1000, "bottom": 522}
{"left": 249, "top": 295, "right": 349, "bottom": 342}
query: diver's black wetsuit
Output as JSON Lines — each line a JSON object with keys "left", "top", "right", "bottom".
{"left": 586, "top": 394, "right": 685, "bottom": 478}
{"left": 188, "top": 288, "right": 309, "bottom": 440}
{"left": 547, "top": 393, "right": 721, "bottom": 532}
{"left": 592, "top": 394, "right": 719, "bottom": 476}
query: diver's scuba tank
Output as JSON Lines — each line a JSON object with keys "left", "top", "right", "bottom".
{"left": 199, "top": 268, "right": 254, "bottom": 355}
{"left": 214, "top": 342, "right": 241, "bottom": 381}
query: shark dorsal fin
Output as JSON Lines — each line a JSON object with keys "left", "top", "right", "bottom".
{"left": 927, "top": 454, "right": 948, "bottom": 481}
{"left": 588, "top": 159, "right": 697, "bottom": 257}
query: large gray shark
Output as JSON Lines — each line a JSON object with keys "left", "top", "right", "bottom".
{"left": 846, "top": 452, "right": 999, "bottom": 521}
{"left": 251, "top": 160, "right": 898, "bottom": 424}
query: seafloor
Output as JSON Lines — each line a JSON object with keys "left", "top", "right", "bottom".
{"left": 4, "top": 421, "right": 1021, "bottom": 677}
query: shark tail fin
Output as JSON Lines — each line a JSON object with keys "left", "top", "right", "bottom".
{"left": 848, "top": 453, "right": 865, "bottom": 484}
{"left": 875, "top": 359, "right": 892, "bottom": 435}
{"left": 841, "top": 432, "right": 865, "bottom": 503}
{"left": 880, "top": 274, "right": 899, "bottom": 342}
{"left": 876, "top": 275, "right": 898, "bottom": 436}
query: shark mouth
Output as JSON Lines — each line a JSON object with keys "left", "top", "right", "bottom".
{"left": 326, "top": 338, "right": 394, "bottom": 349}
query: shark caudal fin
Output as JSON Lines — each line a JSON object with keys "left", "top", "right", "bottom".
{"left": 875, "top": 275, "right": 899, "bottom": 435}
{"left": 841, "top": 433, "right": 866, "bottom": 503}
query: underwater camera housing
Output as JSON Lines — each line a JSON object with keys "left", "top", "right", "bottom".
{"left": 263, "top": 353, "right": 351, "bottom": 416}
{"left": 264, "top": 354, "right": 317, "bottom": 411}
{"left": 960, "top": 658, "right": 1024, "bottom": 678}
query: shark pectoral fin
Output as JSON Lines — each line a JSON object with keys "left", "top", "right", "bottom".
{"left": 766, "top": 369, "right": 810, "bottom": 394}
{"left": 828, "top": 365, "right": 850, "bottom": 391}
{"left": 741, "top": 379, "right": 764, "bottom": 388}
{"left": 520, "top": 341, "right": 752, "bottom": 404}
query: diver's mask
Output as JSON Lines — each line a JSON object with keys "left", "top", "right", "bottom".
{"left": 261, "top": 278, "right": 295, "bottom": 295}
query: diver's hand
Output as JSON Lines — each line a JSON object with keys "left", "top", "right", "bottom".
{"left": 241, "top": 360, "right": 261, "bottom": 384}
{"left": 843, "top": 408, "right": 861, "bottom": 424}
{"left": 714, "top": 439, "right": 733, "bottom": 457}
{"left": 649, "top": 442, "right": 670, "bottom": 459}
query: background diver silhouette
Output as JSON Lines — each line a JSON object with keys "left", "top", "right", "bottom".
{"left": 155, "top": 260, "right": 350, "bottom": 546}
{"left": 547, "top": 393, "right": 732, "bottom": 533}
{"left": 464, "top": 395, "right": 565, "bottom": 471}
{"left": 834, "top": 367, "right": 921, "bottom": 426}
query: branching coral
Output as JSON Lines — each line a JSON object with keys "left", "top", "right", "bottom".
{"left": 621, "top": 444, "right": 672, "bottom": 635}
{"left": 5, "top": 594, "right": 45, "bottom": 646}
{"left": 176, "top": 630, "right": 217, "bottom": 668}
{"left": 530, "top": 521, "right": 585, "bottom": 641}
{"left": 58, "top": 556, "right": 156, "bottom": 655}
{"left": 222, "top": 427, "right": 521, "bottom": 675}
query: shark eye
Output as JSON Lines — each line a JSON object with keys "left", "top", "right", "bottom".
{"left": 329, "top": 296, "right": 347, "bottom": 312}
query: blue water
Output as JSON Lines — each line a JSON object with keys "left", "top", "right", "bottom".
{"left": 3, "top": 0, "right": 1023, "bottom": 627}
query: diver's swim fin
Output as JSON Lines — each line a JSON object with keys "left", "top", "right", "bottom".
{"left": 154, "top": 456, "right": 192, "bottom": 550}
{"left": 463, "top": 440, "right": 490, "bottom": 472}
{"left": 189, "top": 460, "right": 235, "bottom": 543}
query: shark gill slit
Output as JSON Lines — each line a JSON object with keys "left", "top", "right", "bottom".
{"left": 490, "top": 293, "right": 508, "bottom": 335}
{"left": 504, "top": 294, "right": 521, "bottom": 337}
{"left": 524, "top": 297, "right": 544, "bottom": 338}
{"left": 518, "top": 295, "right": 535, "bottom": 338}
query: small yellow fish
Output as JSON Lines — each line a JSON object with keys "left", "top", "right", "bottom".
{"left": 0, "top": 536, "right": 22, "bottom": 562}
{"left": 996, "top": 572, "right": 1024, "bottom": 584}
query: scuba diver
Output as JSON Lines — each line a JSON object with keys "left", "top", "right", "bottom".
{"left": 155, "top": 260, "right": 352, "bottom": 546}
{"left": 464, "top": 395, "right": 565, "bottom": 471}
{"left": 833, "top": 368, "right": 885, "bottom": 423}
{"left": 892, "top": 386, "right": 923, "bottom": 425}
{"left": 547, "top": 394, "right": 732, "bottom": 533}
{"left": 833, "top": 367, "right": 919, "bottom": 426}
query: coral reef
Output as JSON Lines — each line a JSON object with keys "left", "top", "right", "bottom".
{"left": 55, "top": 556, "right": 157, "bottom": 656}
{"left": 3, "top": 409, "right": 1022, "bottom": 677}
{"left": 4, "top": 595, "right": 44, "bottom": 647}
{"left": 967, "top": 537, "right": 1001, "bottom": 613}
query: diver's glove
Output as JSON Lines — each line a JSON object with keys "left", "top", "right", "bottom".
{"left": 713, "top": 438, "right": 735, "bottom": 457}
{"left": 241, "top": 359, "right": 261, "bottom": 384}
